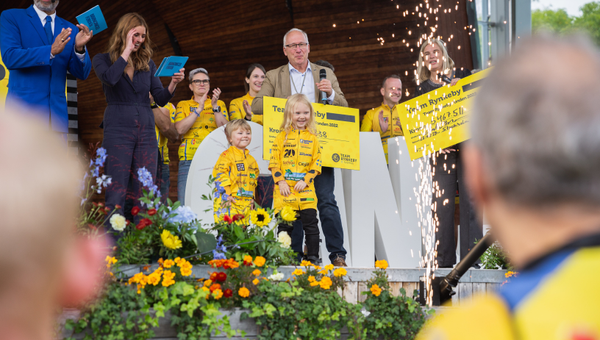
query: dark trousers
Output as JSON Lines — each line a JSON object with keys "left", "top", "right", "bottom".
{"left": 279, "top": 208, "right": 320, "bottom": 260}
{"left": 431, "top": 150, "right": 482, "bottom": 267}
{"left": 293, "top": 166, "right": 347, "bottom": 261}
{"left": 103, "top": 125, "right": 158, "bottom": 222}
{"left": 255, "top": 176, "right": 274, "bottom": 209}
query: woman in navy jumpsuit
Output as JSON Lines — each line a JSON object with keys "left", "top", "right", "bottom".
{"left": 93, "top": 13, "right": 184, "bottom": 219}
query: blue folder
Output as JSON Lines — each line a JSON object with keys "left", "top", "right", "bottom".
{"left": 76, "top": 5, "right": 108, "bottom": 34}
{"left": 154, "top": 56, "right": 189, "bottom": 77}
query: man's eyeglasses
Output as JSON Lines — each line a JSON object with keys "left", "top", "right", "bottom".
{"left": 285, "top": 42, "right": 308, "bottom": 50}
{"left": 191, "top": 79, "right": 209, "bottom": 85}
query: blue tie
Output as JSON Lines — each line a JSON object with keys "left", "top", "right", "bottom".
{"left": 44, "top": 16, "right": 53, "bottom": 44}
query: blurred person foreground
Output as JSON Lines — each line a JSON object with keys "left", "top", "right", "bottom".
{"left": 0, "top": 105, "right": 107, "bottom": 340}
{"left": 417, "top": 35, "right": 600, "bottom": 340}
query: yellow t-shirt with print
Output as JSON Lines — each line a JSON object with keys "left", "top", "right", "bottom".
{"left": 229, "top": 93, "right": 263, "bottom": 125}
{"left": 361, "top": 103, "right": 403, "bottom": 163}
{"left": 174, "top": 96, "right": 228, "bottom": 161}
{"left": 155, "top": 102, "right": 176, "bottom": 165}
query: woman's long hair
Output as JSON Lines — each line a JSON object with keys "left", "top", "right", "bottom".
{"left": 415, "top": 38, "right": 455, "bottom": 84}
{"left": 280, "top": 94, "right": 318, "bottom": 137}
{"left": 107, "top": 13, "right": 152, "bottom": 72}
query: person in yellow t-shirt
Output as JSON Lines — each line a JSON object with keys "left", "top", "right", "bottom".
{"left": 174, "top": 68, "right": 228, "bottom": 205}
{"left": 153, "top": 100, "right": 178, "bottom": 202}
{"left": 212, "top": 119, "right": 260, "bottom": 221}
{"left": 229, "top": 63, "right": 266, "bottom": 123}
{"left": 360, "top": 75, "right": 404, "bottom": 163}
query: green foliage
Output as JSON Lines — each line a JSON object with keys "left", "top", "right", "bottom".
{"left": 532, "top": 2, "right": 600, "bottom": 46}
{"left": 479, "top": 241, "right": 513, "bottom": 270}
{"left": 360, "top": 268, "right": 431, "bottom": 340}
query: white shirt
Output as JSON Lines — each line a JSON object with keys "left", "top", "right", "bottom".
{"left": 288, "top": 61, "right": 335, "bottom": 104}
{"left": 33, "top": 4, "right": 85, "bottom": 61}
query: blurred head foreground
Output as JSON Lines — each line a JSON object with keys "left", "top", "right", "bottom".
{"left": 466, "top": 35, "right": 600, "bottom": 267}
{"left": 0, "top": 106, "right": 104, "bottom": 339}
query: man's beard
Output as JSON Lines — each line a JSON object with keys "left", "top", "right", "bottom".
{"left": 34, "top": 0, "right": 59, "bottom": 13}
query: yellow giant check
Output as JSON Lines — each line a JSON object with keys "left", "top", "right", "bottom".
{"left": 0, "top": 55, "right": 9, "bottom": 109}
{"left": 263, "top": 97, "right": 360, "bottom": 170}
{"left": 398, "top": 68, "right": 490, "bottom": 160}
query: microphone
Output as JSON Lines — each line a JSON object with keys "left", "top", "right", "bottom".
{"left": 441, "top": 74, "right": 453, "bottom": 84}
{"left": 319, "top": 69, "right": 327, "bottom": 104}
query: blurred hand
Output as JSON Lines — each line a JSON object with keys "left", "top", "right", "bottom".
{"left": 378, "top": 110, "right": 389, "bottom": 133}
{"left": 278, "top": 181, "right": 291, "bottom": 197}
{"left": 75, "top": 23, "right": 93, "bottom": 51}
{"left": 51, "top": 28, "right": 72, "bottom": 55}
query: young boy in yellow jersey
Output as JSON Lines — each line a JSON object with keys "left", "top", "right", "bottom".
{"left": 269, "top": 94, "right": 322, "bottom": 264}
{"left": 212, "top": 119, "right": 260, "bottom": 220}
{"left": 360, "top": 75, "right": 403, "bottom": 163}
{"left": 174, "top": 68, "right": 229, "bottom": 205}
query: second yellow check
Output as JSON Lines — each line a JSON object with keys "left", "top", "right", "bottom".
{"left": 262, "top": 97, "right": 360, "bottom": 170}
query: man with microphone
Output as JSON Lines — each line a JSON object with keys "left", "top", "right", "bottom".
{"left": 0, "top": 0, "right": 93, "bottom": 135}
{"left": 252, "top": 28, "right": 349, "bottom": 266}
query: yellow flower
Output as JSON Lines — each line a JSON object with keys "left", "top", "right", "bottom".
{"left": 292, "top": 268, "right": 305, "bottom": 276}
{"left": 162, "top": 270, "right": 176, "bottom": 287}
{"left": 163, "top": 259, "right": 175, "bottom": 268}
{"left": 161, "top": 230, "right": 182, "bottom": 250}
{"left": 254, "top": 256, "right": 266, "bottom": 267}
{"left": 280, "top": 205, "right": 297, "bottom": 222}
{"left": 243, "top": 255, "right": 253, "bottom": 264}
{"left": 375, "top": 260, "right": 389, "bottom": 270}
{"left": 213, "top": 289, "right": 223, "bottom": 300}
{"left": 204, "top": 279, "right": 213, "bottom": 287}
{"left": 300, "top": 260, "right": 314, "bottom": 267}
{"left": 105, "top": 256, "right": 118, "bottom": 269}
{"left": 370, "top": 284, "right": 382, "bottom": 296}
{"left": 147, "top": 270, "right": 162, "bottom": 286}
{"left": 252, "top": 269, "right": 261, "bottom": 276}
{"left": 320, "top": 277, "right": 332, "bottom": 290}
{"left": 310, "top": 280, "right": 320, "bottom": 287}
{"left": 201, "top": 286, "right": 211, "bottom": 299}
{"left": 253, "top": 278, "right": 260, "bottom": 285}
{"left": 238, "top": 287, "right": 250, "bottom": 298}
{"left": 324, "top": 264, "right": 334, "bottom": 271}
{"left": 250, "top": 208, "right": 272, "bottom": 227}
{"left": 307, "top": 275, "right": 316, "bottom": 283}
{"left": 319, "top": 269, "right": 329, "bottom": 275}
{"left": 333, "top": 268, "right": 347, "bottom": 277}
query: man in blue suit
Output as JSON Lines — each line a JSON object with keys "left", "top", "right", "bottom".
{"left": 0, "top": 0, "right": 93, "bottom": 133}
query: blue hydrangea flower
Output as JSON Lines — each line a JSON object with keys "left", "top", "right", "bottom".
{"left": 212, "top": 235, "right": 227, "bottom": 259}
{"left": 168, "top": 206, "right": 198, "bottom": 225}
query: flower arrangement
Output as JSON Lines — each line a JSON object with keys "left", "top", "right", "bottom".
{"left": 65, "top": 148, "right": 431, "bottom": 339}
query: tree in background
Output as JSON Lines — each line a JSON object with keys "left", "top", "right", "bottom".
{"left": 532, "top": 1, "right": 600, "bottom": 45}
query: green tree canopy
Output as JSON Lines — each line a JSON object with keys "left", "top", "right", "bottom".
{"left": 532, "top": 1, "right": 600, "bottom": 45}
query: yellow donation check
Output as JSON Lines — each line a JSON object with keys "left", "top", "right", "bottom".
{"left": 263, "top": 96, "right": 360, "bottom": 170}
{"left": 0, "top": 55, "right": 9, "bottom": 109}
{"left": 398, "top": 68, "right": 491, "bottom": 160}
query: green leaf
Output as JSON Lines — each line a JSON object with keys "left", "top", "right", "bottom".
{"left": 196, "top": 232, "right": 217, "bottom": 253}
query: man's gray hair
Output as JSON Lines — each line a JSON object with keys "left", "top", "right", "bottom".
{"left": 471, "top": 35, "right": 600, "bottom": 208}
{"left": 189, "top": 68, "right": 208, "bottom": 82}
{"left": 283, "top": 28, "right": 309, "bottom": 48}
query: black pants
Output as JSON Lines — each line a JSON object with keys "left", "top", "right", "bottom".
{"left": 278, "top": 208, "right": 320, "bottom": 259}
{"left": 431, "top": 150, "right": 482, "bottom": 267}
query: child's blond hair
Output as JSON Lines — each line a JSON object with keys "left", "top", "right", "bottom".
{"left": 280, "top": 94, "right": 318, "bottom": 136}
{"left": 224, "top": 119, "right": 252, "bottom": 145}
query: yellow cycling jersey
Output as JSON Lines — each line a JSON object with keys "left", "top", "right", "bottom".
{"left": 212, "top": 146, "right": 260, "bottom": 219}
{"left": 361, "top": 103, "right": 403, "bottom": 163}
{"left": 229, "top": 93, "right": 263, "bottom": 125}
{"left": 154, "top": 102, "right": 176, "bottom": 164}
{"left": 269, "top": 128, "right": 321, "bottom": 211}
{"left": 417, "top": 245, "right": 600, "bottom": 340}
{"left": 174, "top": 96, "right": 229, "bottom": 161}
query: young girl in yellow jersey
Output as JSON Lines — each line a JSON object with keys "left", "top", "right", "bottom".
{"left": 269, "top": 94, "right": 322, "bottom": 264}
{"left": 212, "top": 120, "right": 260, "bottom": 221}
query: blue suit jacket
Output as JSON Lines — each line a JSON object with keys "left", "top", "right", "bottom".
{"left": 0, "top": 5, "right": 91, "bottom": 132}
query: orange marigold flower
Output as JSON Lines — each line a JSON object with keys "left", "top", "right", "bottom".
{"left": 252, "top": 269, "right": 261, "bottom": 276}
{"left": 375, "top": 260, "right": 389, "bottom": 270}
{"left": 163, "top": 259, "right": 175, "bottom": 268}
{"left": 320, "top": 276, "right": 333, "bottom": 290}
{"left": 308, "top": 275, "right": 316, "bottom": 283}
{"left": 370, "top": 284, "right": 382, "bottom": 296}
{"left": 292, "top": 268, "right": 305, "bottom": 276}
{"left": 213, "top": 289, "right": 224, "bottom": 300}
{"left": 253, "top": 278, "right": 260, "bottom": 285}
{"left": 204, "top": 279, "right": 213, "bottom": 287}
{"left": 210, "top": 283, "right": 221, "bottom": 292}
{"left": 254, "top": 256, "right": 266, "bottom": 267}
{"left": 238, "top": 287, "right": 250, "bottom": 298}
